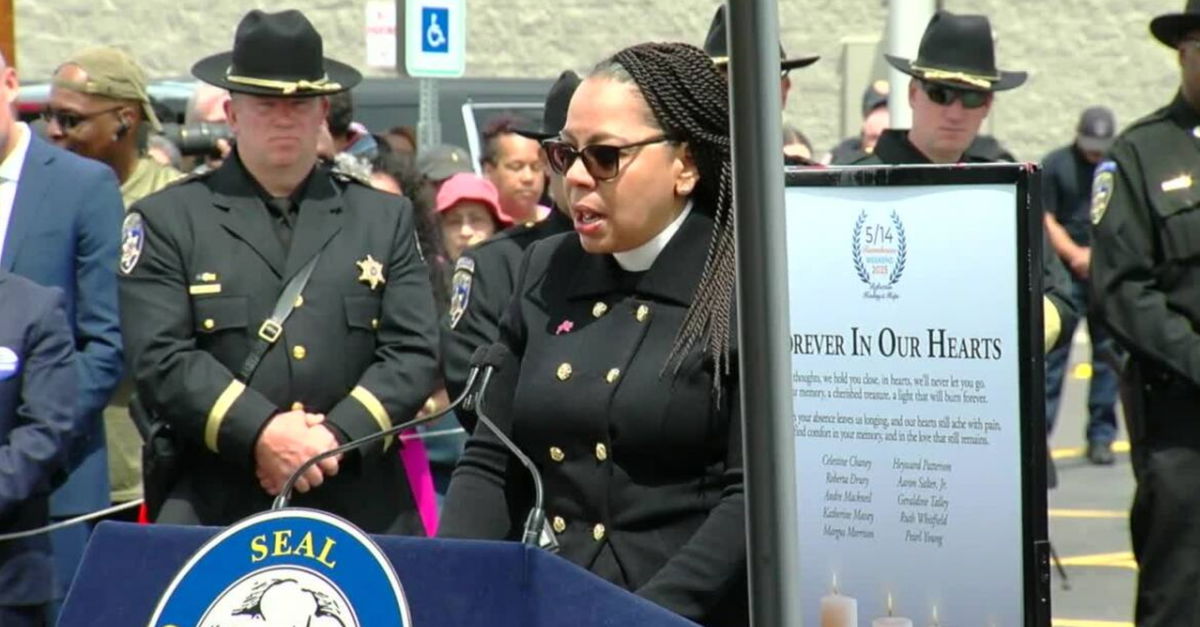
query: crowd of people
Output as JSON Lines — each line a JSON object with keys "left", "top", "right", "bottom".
{"left": 3, "top": 1, "right": 1200, "bottom": 626}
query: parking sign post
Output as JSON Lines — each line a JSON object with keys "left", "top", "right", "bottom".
{"left": 396, "top": 0, "right": 466, "bottom": 151}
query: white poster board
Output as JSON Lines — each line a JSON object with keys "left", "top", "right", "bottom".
{"left": 784, "top": 165, "right": 1048, "bottom": 627}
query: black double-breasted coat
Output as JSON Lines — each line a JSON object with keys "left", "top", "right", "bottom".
{"left": 440, "top": 208, "right": 747, "bottom": 626}
{"left": 118, "top": 156, "right": 439, "bottom": 533}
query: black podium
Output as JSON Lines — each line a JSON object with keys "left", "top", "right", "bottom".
{"left": 59, "top": 521, "right": 697, "bottom": 626}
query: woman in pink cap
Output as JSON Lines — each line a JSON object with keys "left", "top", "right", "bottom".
{"left": 436, "top": 173, "right": 511, "bottom": 261}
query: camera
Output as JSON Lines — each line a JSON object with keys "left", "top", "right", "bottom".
{"left": 159, "top": 122, "right": 233, "bottom": 158}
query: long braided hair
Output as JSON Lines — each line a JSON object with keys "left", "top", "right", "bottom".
{"left": 591, "top": 42, "right": 735, "bottom": 391}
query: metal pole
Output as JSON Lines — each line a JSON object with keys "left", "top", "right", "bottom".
{"left": 726, "top": 2, "right": 802, "bottom": 626}
{"left": 417, "top": 77, "right": 442, "bottom": 152}
{"left": 886, "top": 0, "right": 935, "bottom": 129}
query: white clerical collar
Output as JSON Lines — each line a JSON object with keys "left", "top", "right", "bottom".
{"left": 613, "top": 199, "right": 693, "bottom": 272}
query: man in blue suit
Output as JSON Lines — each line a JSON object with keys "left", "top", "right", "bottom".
{"left": 0, "top": 270, "right": 79, "bottom": 626}
{"left": 0, "top": 53, "right": 124, "bottom": 610}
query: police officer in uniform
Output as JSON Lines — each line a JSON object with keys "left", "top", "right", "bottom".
{"left": 441, "top": 70, "right": 577, "bottom": 429}
{"left": 1090, "top": 3, "right": 1200, "bottom": 622}
{"left": 852, "top": 10, "right": 1077, "bottom": 351}
{"left": 702, "top": 4, "right": 820, "bottom": 166}
{"left": 118, "top": 10, "right": 438, "bottom": 534}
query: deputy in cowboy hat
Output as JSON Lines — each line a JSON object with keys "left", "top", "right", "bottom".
{"left": 852, "top": 11, "right": 1078, "bottom": 355}
{"left": 1090, "top": 2, "right": 1200, "bottom": 623}
{"left": 853, "top": 10, "right": 1024, "bottom": 166}
{"left": 701, "top": 4, "right": 818, "bottom": 109}
{"left": 118, "top": 9, "right": 439, "bottom": 533}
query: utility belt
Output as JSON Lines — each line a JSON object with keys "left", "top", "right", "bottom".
{"left": 1126, "top": 359, "right": 1200, "bottom": 447}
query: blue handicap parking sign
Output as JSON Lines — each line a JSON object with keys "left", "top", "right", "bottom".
{"left": 421, "top": 7, "right": 450, "bottom": 54}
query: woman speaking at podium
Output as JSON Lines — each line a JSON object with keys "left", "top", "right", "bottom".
{"left": 439, "top": 42, "right": 747, "bottom": 626}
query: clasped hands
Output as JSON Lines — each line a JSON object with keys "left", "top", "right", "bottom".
{"left": 254, "top": 403, "right": 343, "bottom": 496}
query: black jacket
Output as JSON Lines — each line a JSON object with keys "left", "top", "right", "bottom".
{"left": 441, "top": 211, "right": 572, "bottom": 430}
{"left": 119, "top": 156, "right": 439, "bottom": 533}
{"left": 1092, "top": 93, "right": 1200, "bottom": 397}
{"left": 440, "top": 209, "right": 747, "bottom": 626}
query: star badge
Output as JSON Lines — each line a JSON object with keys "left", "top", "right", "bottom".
{"left": 356, "top": 255, "right": 386, "bottom": 291}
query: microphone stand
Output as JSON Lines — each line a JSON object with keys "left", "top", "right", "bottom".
{"left": 471, "top": 367, "right": 558, "bottom": 552}
{"left": 271, "top": 368, "right": 480, "bottom": 510}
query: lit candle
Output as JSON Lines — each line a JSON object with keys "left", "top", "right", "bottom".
{"left": 872, "top": 593, "right": 914, "bottom": 627}
{"left": 819, "top": 575, "right": 857, "bottom": 627}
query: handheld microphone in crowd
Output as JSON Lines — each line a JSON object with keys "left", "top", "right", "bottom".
{"left": 470, "top": 344, "right": 559, "bottom": 553}
{"left": 270, "top": 349, "right": 486, "bottom": 510}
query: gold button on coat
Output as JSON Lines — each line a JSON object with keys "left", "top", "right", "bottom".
{"left": 552, "top": 516, "right": 567, "bottom": 533}
{"left": 203, "top": 318, "right": 215, "bottom": 330}
{"left": 593, "top": 523, "right": 606, "bottom": 541}
{"left": 292, "top": 345, "right": 307, "bottom": 360}
{"left": 595, "top": 443, "right": 608, "bottom": 461}
{"left": 371, "top": 318, "right": 379, "bottom": 330}
{"left": 592, "top": 302, "right": 608, "bottom": 318}
{"left": 605, "top": 368, "right": 620, "bottom": 384}
{"left": 556, "top": 363, "right": 573, "bottom": 381}
{"left": 635, "top": 305, "right": 650, "bottom": 322}
{"left": 294, "top": 294, "right": 304, "bottom": 308}
{"left": 549, "top": 447, "right": 565, "bottom": 462}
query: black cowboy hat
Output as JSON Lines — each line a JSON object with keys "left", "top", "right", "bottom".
{"left": 703, "top": 5, "right": 819, "bottom": 72}
{"left": 1151, "top": 0, "right": 1200, "bottom": 47}
{"left": 515, "top": 70, "right": 581, "bottom": 141}
{"left": 884, "top": 11, "right": 1026, "bottom": 92}
{"left": 192, "top": 9, "right": 361, "bottom": 98}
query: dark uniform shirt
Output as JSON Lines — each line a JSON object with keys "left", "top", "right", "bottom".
{"left": 829, "top": 136, "right": 867, "bottom": 165}
{"left": 1089, "top": 92, "right": 1200, "bottom": 627}
{"left": 852, "top": 129, "right": 1079, "bottom": 349}
{"left": 442, "top": 210, "right": 572, "bottom": 429}
{"left": 118, "top": 153, "right": 439, "bottom": 534}
{"left": 440, "top": 209, "right": 746, "bottom": 626}
{"left": 1041, "top": 144, "right": 1097, "bottom": 246}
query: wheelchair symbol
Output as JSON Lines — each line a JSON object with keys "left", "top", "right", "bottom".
{"left": 421, "top": 7, "right": 450, "bottom": 53}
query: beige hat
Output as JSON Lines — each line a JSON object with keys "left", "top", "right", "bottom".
{"left": 54, "top": 47, "right": 161, "bottom": 132}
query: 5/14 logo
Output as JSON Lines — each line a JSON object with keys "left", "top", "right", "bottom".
{"left": 852, "top": 209, "right": 907, "bottom": 300}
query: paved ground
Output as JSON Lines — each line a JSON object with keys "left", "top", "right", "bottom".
{"left": 1047, "top": 330, "right": 1136, "bottom": 627}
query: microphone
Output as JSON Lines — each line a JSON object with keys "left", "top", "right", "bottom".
{"left": 471, "top": 344, "right": 559, "bottom": 552}
{"left": 271, "top": 347, "right": 486, "bottom": 510}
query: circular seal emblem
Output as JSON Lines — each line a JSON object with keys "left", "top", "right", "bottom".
{"left": 852, "top": 208, "right": 907, "bottom": 300}
{"left": 0, "top": 347, "right": 19, "bottom": 381}
{"left": 147, "top": 509, "right": 411, "bottom": 627}
{"left": 120, "top": 213, "right": 145, "bottom": 275}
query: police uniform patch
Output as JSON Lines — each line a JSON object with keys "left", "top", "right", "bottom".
{"left": 1091, "top": 161, "right": 1117, "bottom": 225}
{"left": 0, "top": 347, "right": 19, "bottom": 381}
{"left": 119, "top": 212, "right": 145, "bottom": 274}
{"left": 448, "top": 256, "right": 475, "bottom": 330}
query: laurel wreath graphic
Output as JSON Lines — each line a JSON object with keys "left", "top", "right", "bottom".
{"left": 852, "top": 210, "right": 871, "bottom": 285}
{"left": 851, "top": 209, "right": 908, "bottom": 288}
{"left": 888, "top": 210, "right": 907, "bottom": 287}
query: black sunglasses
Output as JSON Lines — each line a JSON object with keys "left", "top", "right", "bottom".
{"left": 920, "top": 81, "right": 990, "bottom": 110}
{"left": 542, "top": 135, "right": 674, "bottom": 181}
{"left": 41, "top": 105, "right": 123, "bottom": 131}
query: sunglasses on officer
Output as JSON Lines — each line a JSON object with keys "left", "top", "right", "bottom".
{"left": 542, "top": 135, "right": 676, "bottom": 182}
{"left": 919, "top": 81, "right": 991, "bottom": 110}
{"left": 41, "top": 105, "right": 123, "bottom": 131}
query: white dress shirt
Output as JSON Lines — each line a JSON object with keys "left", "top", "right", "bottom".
{"left": 0, "top": 123, "right": 32, "bottom": 262}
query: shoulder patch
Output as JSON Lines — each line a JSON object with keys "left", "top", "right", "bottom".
{"left": 1091, "top": 160, "right": 1117, "bottom": 225}
{"left": 331, "top": 153, "right": 374, "bottom": 187}
{"left": 120, "top": 212, "right": 146, "bottom": 274}
{"left": 447, "top": 257, "right": 475, "bottom": 330}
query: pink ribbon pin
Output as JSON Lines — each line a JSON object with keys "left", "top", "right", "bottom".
{"left": 555, "top": 320, "right": 574, "bottom": 335}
